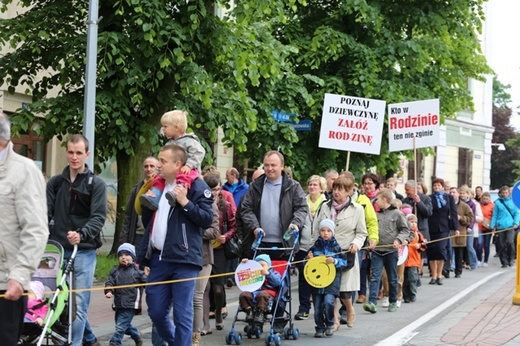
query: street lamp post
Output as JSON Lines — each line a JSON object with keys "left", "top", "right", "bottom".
{"left": 83, "top": 0, "right": 99, "bottom": 170}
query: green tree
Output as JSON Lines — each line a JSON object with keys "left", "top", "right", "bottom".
{"left": 490, "top": 78, "right": 519, "bottom": 188}
{"left": 0, "top": 0, "right": 494, "bottom": 250}
{"left": 0, "top": 0, "right": 309, "bottom": 253}
{"left": 277, "top": 0, "right": 492, "bottom": 180}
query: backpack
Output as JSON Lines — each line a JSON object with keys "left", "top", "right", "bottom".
{"left": 51, "top": 172, "right": 104, "bottom": 248}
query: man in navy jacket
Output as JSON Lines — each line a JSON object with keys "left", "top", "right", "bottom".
{"left": 138, "top": 144, "right": 213, "bottom": 346}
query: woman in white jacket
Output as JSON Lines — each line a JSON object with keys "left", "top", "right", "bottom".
{"left": 313, "top": 177, "right": 367, "bottom": 330}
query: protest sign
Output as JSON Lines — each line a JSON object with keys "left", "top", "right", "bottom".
{"left": 388, "top": 99, "right": 440, "bottom": 152}
{"left": 319, "top": 93, "right": 386, "bottom": 155}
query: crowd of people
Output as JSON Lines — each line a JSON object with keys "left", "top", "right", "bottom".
{"left": 2, "top": 108, "right": 520, "bottom": 346}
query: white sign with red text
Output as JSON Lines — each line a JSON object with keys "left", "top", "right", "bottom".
{"left": 318, "top": 93, "right": 386, "bottom": 155}
{"left": 388, "top": 99, "right": 440, "bottom": 152}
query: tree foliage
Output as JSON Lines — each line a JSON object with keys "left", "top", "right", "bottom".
{"left": 0, "top": 0, "right": 492, "bottom": 248}
{"left": 490, "top": 78, "right": 519, "bottom": 189}
{"left": 275, "top": 0, "right": 492, "bottom": 179}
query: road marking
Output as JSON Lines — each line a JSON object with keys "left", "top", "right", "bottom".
{"left": 374, "top": 271, "right": 504, "bottom": 346}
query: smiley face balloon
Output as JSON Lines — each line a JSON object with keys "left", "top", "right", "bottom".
{"left": 304, "top": 256, "right": 336, "bottom": 288}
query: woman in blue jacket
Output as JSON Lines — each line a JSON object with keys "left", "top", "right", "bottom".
{"left": 490, "top": 186, "right": 519, "bottom": 268}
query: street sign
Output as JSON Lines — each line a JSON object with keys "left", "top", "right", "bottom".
{"left": 292, "top": 120, "right": 312, "bottom": 131}
{"left": 511, "top": 181, "right": 520, "bottom": 209}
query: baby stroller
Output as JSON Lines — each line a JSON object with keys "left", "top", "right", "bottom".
{"left": 226, "top": 230, "right": 300, "bottom": 346}
{"left": 19, "top": 240, "right": 77, "bottom": 346}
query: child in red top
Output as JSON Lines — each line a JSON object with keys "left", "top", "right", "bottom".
{"left": 24, "top": 281, "right": 48, "bottom": 325}
{"left": 139, "top": 110, "right": 205, "bottom": 211}
{"left": 403, "top": 214, "right": 427, "bottom": 303}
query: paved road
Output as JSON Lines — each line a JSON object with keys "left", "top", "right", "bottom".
{"left": 89, "top": 250, "right": 520, "bottom": 345}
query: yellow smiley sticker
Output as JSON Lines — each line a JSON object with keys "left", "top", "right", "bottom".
{"left": 211, "top": 239, "right": 221, "bottom": 249}
{"left": 304, "top": 256, "right": 336, "bottom": 288}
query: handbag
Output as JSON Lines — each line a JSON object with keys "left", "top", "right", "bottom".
{"left": 224, "top": 235, "right": 241, "bottom": 260}
{"left": 220, "top": 199, "right": 241, "bottom": 259}
{"left": 482, "top": 218, "right": 491, "bottom": 229}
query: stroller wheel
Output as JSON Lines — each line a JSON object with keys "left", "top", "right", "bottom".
{"left": 264, "top": 333, "right": 271, "bottom": 346}
{"left": 293, "top": 328, "right": 299, "bottom": 340}
{"left": 274, "top": 333, "right": 282, "bottom": 346}
{"left": 235, "top": 331, "right": 243, "bottom": 345}
{"left": 225, "top": 332, "right": 233, "bottom": 345}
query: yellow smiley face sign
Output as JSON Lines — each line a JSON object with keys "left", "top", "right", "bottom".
{"left": 211, "top": 239, "right": 220, "bottom": 249}
{"left": 304, "top": 256, "right": 336, "bottom": 288}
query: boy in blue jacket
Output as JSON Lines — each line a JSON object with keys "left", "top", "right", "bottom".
{"left": 238, "top": 254, "right": 282, "bottom": 324}
{"left": 105, "top": 243, "right": 147, "bottom": 346}
{"left": 307, "top": 219, "right": 348, "bottom": 338}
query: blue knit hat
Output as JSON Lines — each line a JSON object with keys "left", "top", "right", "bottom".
{"left": 118, "top": 243, "right": 136, "bottom": 259}
{"left": 319, "top": 218, "right": 336, "bottom": 236}
{"left": 254, "top": 254, "right": 271, "bottom": 268}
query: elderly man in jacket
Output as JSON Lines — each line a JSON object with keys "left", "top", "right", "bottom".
{"left": 0, "top": 112, "right": 48, "bottom": 345}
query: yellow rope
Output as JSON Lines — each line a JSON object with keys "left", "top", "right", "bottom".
{"left": 1, "top": 227, "right": 515, "bottom": 298}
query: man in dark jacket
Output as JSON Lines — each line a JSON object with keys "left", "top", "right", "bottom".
{"left": 403, "top": 180, "right": 433, "bottom": 241}
{"left": 119, "top": 156, "right": 158, "bottom": 250}
{"left": 138, "top": 144, "right": 213, "bottom": 346}
{"left": 238, "top": 151, "right": 308, "bottom": 260}
{"left": 47, "top": 134, "right": 107, "bottom": 346}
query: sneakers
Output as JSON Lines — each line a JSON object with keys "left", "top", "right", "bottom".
{"left": 388, "top": 302, "right": 398, "bottom": 312}
{"left": 396, "top": 300, "right": 401, "bottom": 308}
{"left": 339, "top": 313, "right": 347, "bottom": 325}
{"left": 382, "top": 297, "right": 389, "bottom": 308}
{"left": 83, "top": 340, "right": 100, "bottom": 346}
{"left": 254, "top": 310, "right": 264, "bottom": 323}
{"left": 139, "top": 194, "right": 158, "bottom": 211}
{"left": 363, "top": 302, "right": 377, "bottom": 314}
{"left": 295, "top": 311, "right": 309, "bottom": 320}
{"left": 482, "top": 262, "right": 488, "bottom": 267}
{"left": 85, "top": 341, "right": 101, "bottom": 346}
{"left": 165, "top": 191, "right": 177, "bottom": 207}
{"left": 314, "top": 331, "right": 324, "bottom": 338}
{"left": 134, "top": 335, "right": 143, "bottom": 346}
{"left": 325, "top": 327, "right": 335, "bottom": 336}
{"left": 355, "top": 294, "right": 366, "bottom": 304}
{"left": 245, "top": 308, "right": 254, "bottom": 322}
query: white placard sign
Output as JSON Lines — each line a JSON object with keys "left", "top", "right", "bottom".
{"left": 318, "top": 93, "right": 386, "bottom": 155}
{"left": 388, "top": 99, "right": 440, "bottom": 152}
{"left": 235, "top": 260, "right": 264, "bottom": 292}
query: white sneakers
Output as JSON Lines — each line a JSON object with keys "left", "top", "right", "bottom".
{"left": 382, "top": 297, "right": 389, "bottom": 308}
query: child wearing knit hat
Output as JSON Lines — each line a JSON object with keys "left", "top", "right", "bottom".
{"left": 403, "top": 214, "right": 427, "bottom": 303}
{"left": 24, "top": 280, "right": 48, "bottom": 325}
{"left": 104, "top": 243, "right": 147, "bottom": 346}
{"left": 307, "top": 218, "right": 348, "bottom": 338}
{"left": 238, "top": 254, "right": 282, "bottom": 324}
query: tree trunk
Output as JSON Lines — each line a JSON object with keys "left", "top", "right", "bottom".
{"left": 110, "top": 143, "right": 153, "bottom": 255}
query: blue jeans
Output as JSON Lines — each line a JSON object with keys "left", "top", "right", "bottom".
{"left": 368, "top": 251, "right": 398, "bottom": 304}
{"left": 466, "top": 231, "right": 477, "bottom": 269}
{"left": 146, "top": 253, "right": 198, "bottom": 346}
{"left": 152, "top": 324, "right": 167, "bottom": 346}
{"left": 482, "top": 233, "right": 492, "bottom": 263}
{"left": 312, "top": 293, "right": 335, "bottom": 332}
{"left": 474, "top": 232, "right": 483, "bottom": 263}
{"left": 66, "top": 249, "right": 97, "bottom": 346}
{"left": 83, "top": 319, "right": 96, "bottom": 344}
{"left": 109, "top": 308, "right": 140, "bottom": 345}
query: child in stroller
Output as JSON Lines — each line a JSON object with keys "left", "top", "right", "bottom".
{"left": 24, "top": 281, "right": 48, "bottom": 326}
{"left": 238, "top": 254, "right": 282, "bottom": 325}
